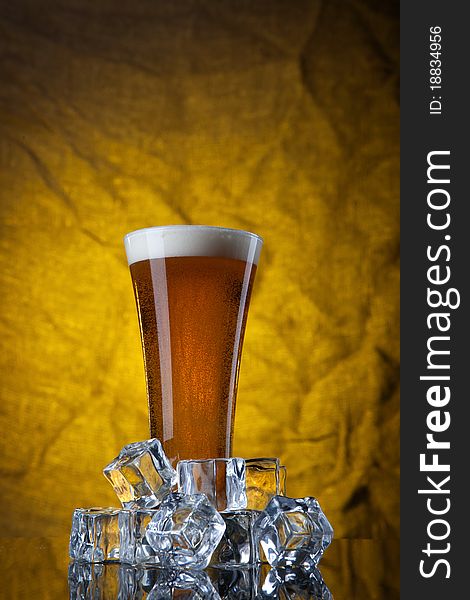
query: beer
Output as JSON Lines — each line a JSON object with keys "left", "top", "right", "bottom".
{"left": 125, "top": 226, "right": 262, "bottom": 462}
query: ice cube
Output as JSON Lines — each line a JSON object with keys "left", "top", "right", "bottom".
{"left": 254, "top": 496, "right": 333, "bottom": 568}
{"left": 69, "top": 507, "right": 121, "bottom": 563}
{"left": 118, "top": 508, "right": 160, "bottom": 565}
{"left": 210, "top": 510, "right": 261, "bottom": 567}
{"left": 103, "top": 439, "right": 177, "bottom": 509}
{"left": 146, "top": 492, "right": 226, "bottom": 569}
{"left": 245, "top": 458, "right": 287, "bottom": 510}
{"left": 177, "top": 458, "right": 247, "bottom": 512}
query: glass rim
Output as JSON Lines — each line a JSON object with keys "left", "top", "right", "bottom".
{"left": 177, "top": 457, "right": 245, "bottom": 465}
{"left": 177, "top": 457, "right": 283, "bottom": 466}
{"left": 124, "top": 225, "right": 263, "bottom": 245}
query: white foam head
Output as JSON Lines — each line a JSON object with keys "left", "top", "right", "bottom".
{"left": 124, "top": 225, "right": 263, "bottom": 266}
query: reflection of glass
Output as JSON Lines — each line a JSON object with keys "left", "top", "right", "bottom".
{"left": 124, "top": 226, "right": 262, "bottom": 463}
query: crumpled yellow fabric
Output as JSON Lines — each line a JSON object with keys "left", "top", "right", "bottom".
{"left": 0, "top": 0, "right": 399, "bottom": 558}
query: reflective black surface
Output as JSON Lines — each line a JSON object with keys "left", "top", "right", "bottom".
{"left": 0, "top": 537, "right": 399, "bottom": 598}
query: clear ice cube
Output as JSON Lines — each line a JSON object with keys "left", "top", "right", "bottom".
{"left": 177, "top": 458, "right": 247, "bottom": 512}
{"left": 146, "top": 492, "right": 226, "bottom": 569}
{"left": 69, "top": 507, "right": 121, "bottom": 563}
{"left": 210, "top": 510, "right": 260, "bottom": 567}
{"left": 118, "top": 508, "right": 160, "bottom": 565}
{"left": 245, "top": 458, "right": 286, "bottom": 511}
{"left": 103, "top": 439, "right": 177, "bottom": 509}
{"left": 254, "top": 496, "right": 333, "bottom": 568}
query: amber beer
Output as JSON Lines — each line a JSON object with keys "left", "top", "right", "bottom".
{"left": 124, "top": 226, "right": 262, "bottom": 463}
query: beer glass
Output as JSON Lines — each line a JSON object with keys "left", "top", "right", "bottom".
{"left": 124, "top": 225, "right": 262, "bottom": 463}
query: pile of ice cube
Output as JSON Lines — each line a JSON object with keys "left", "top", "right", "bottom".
{"left": 69, "top": 439, "right": 333, "bottom": 598}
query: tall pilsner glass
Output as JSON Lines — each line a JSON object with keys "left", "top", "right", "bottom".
{"left": 124, "top": 226, "right": 262, "bottom": 463}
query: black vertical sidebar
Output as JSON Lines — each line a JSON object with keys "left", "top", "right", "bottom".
{"left": 401, "top": 2, "right": 468, "bottom": 597}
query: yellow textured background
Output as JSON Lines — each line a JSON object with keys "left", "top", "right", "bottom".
{"left": 0, "top": 0, "right": 398, "bottom": 562}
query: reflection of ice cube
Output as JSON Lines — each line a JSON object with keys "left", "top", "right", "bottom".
{"left": 146, "top": 493, "right": 226, "bottom": 569}
{"left": 259, "top": 565, "right": 332, "bottom": 599}
{"left": 245, "top": 458, "right": 287, "bottom": 511}
{"left": 207, "top": 567, "right": 257, "bottom": 600}
{"left": 177, "top": 458, "right": 247, "bottom": 511}
{"left": 210, "top": 510, "right": 260, "bottom": 567}
{"left": 117, "top": 565, "right": 141, "bottom": 599}
{"left": 146, "top": 568, "right": 221, "bottom": 600}
{"left": 254, "top": 496, "right": 333, "bottom": 568}
{"left": 69, "top": 508, "right": 121, "bottom": 562}
{"left": 69, "top": 563, "right": 220, "bottom": 600}
{"left": 282, "top": 566, "right": 332, "bottom": 600}
{"left": 119, "top": 508, "right": 160, "bottom": 565}
{"left": 68, "top": 561, "right": 120, "bottom": 600}
{"left": 103, "top": 439, "right": 176, "bottom": 509}
{"left": 118, "top": 565, "right": 164, "bottom": 598}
